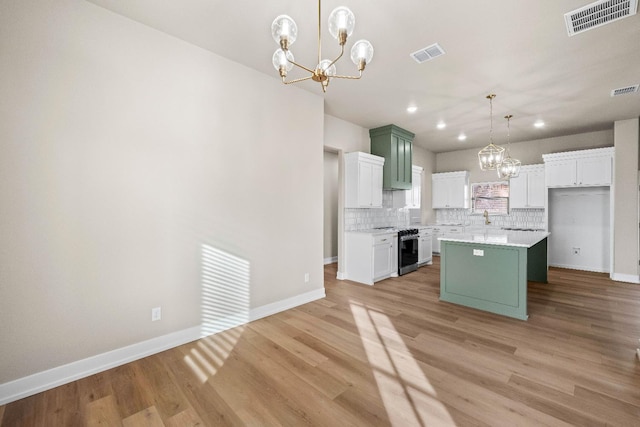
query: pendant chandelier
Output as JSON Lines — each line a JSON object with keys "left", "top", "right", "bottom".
{"left": 271, "top": 0, "right": 374, "bottom": 92}
{"left": 477, "top": 94, "right": 505, "bottom": 171}
{"left": 497, "top": 114, "right": 521, "bottom": 179}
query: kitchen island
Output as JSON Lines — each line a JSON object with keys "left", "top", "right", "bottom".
{"left": 439, "top": 230, "right": 550, "bottom": 320}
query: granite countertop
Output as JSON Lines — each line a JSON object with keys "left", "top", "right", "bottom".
{"left": 438, "top": 230, "right": 550, "bottom": 248}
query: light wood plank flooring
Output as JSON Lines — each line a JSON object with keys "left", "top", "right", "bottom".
{"left": 2, "top": 258, "right": 640, "bottom": 426}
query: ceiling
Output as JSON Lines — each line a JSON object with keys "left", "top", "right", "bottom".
{"left": 85, "top": 0, "right": 640, "bottom": 153}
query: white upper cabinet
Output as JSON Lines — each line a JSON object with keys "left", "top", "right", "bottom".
{"left": 392, "top": 165, "right": 423, "bottom": 208}
{"left": 543, "top": 147, "right": 614, "bottom": 188}
{"left": 432, "top": 171, "right": 469, "bottom": 209}
{"left": 509, "top": 164, "right": 545, "bottom": 209}
{"left": 345, "top": 152, "right": 385, "bottom": 208}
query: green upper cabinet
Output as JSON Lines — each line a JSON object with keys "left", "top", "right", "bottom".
{"left": 369, "top": 125, "right": 415, "bottom": 190}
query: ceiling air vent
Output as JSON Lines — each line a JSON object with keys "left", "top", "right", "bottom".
{"left": 611, "top": 84, "right": 639, "bottom": 96}
{"left": 410, "top": 43, "right": 445, "bottom": 64}
{"left": 564, "top": 0, "right": 638, "bottom": 36}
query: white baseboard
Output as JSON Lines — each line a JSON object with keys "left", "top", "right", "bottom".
{"left": 0, "top": 287, "right": 325, "bottom": 406}
{"left": 549, "top": 263, "right": 609, "bottom": 274}
{"left": 611, "top": 273, "right": 640, "bottom": 284}
{"left": 323, "top": 256, "right": 338, "bottom": 265}
{"left": 336, "top": 271, "right": 346, "bottom": 280}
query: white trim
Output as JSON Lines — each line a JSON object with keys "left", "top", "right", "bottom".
{"left": 336, "top": 271, "right": 347, "bottom": 280}
{"left": 0, "top": 287, "right": 325, "bottom": 406}
{"left": 611, "top": 273, "right": 640, "bottom": 284}
{"left": 324, "top": 256, "right": 338, "bottom": 265}
{"left": 549, "top": 263, "right": 609, "bottom": 274}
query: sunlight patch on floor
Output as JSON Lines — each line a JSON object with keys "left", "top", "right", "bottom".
{"left": 350, "top": 301, "right": 457, "bottom": 426}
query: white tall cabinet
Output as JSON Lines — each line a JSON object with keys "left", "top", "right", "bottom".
{"left": 509, "top": 164, "right": 545, "bottom": 209}
{"left": 543, "top": 147, "right": 615, "bottom": 274}
{"left": 344, "top": 152, "right": 385, "bottom": 208}
{"left": 432, "top": 171, "right": 469, "bottom": 209}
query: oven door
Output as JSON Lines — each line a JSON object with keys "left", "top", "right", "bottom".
{"left": 398, "top": 235, "right": 419, "bottom": 275}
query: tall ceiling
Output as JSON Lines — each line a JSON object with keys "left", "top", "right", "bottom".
{"left": 85, "top": 0, "right": 640, "bottom": 153}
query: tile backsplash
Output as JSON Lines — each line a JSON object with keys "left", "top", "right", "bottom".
{"left": 345, "top": 191, "right": 410, "bottom": 231}
{"left": 436, "top": 208, "right": 545, "bottom": 229}
{"left": 345, "top": 192, "right": 545, "bottom": 231}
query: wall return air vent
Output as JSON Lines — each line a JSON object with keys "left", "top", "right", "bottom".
{"left": 564, "top": 0, "right": 638, "bottom": 36}
{"left": 611, "top": 84, "right": 639, "bottom": 96}
{"left": 410, "top": 43, "right": 445, "bottom": 64}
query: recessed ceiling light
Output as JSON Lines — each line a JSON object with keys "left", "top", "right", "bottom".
{"left": 534, "top": 120, "right": 545, "bottom": 128}
{"left": 437, "top": 121, "right": 446, "bottom": 129}
{"left": 407, "top": 106, "right": 417, "bottom": 113}
{"left": 458, "top": 133, "right": 467, "bottom": 141}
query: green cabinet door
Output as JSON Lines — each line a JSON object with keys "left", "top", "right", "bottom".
{"left": 369, "top": 125, "right": 414, "bottom": 190}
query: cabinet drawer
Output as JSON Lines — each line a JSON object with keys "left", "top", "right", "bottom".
{"left": 374, "top": 234, "right": 394, "bottom": 245}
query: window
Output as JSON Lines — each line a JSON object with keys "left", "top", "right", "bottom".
{"left": 471, "top": 182, "right": 509, "bottom": 214}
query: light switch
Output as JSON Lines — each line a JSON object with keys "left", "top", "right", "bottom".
{"left": 473, "top": 249, "right": 484, "bottom": 256}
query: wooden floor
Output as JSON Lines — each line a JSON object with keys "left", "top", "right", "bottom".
{"left": 2, "top": 258, "right": 640, "bottom": 426}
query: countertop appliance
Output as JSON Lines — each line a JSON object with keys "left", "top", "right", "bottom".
{"left": 398, "top": 228, "right": 419, "bottom": 275}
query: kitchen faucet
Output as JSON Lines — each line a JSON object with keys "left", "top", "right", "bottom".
{"left": 483, "top": 210, "right": 491, "bottom": 225}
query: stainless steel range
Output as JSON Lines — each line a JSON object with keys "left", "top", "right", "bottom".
{"left": 398, "top": 228, "right": 419, "bottom": 275}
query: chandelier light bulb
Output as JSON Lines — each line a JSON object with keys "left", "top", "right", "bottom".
{"left": 328, "top": 7, "right": 355, "bottom": 40}
{"left": 350, "top": 40, "right": 374, "bottom": 70}
{"left": 318, "top": 59, "right": 337, "bottom": 77}
{"left": 272, "top": 49, "right": 294, "bottom": 75}
{"left": 271, "top": 15, "right": 298, "bottom": 49}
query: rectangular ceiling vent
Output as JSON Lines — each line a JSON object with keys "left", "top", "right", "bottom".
{"left": 564, "top": 0, "right": 638, "bottom": 36}
{"left": 410, "top": 43, "right": 445, "bottom": 64}
{"left": 611, "top": 84, "right": 639, "bottom": 96}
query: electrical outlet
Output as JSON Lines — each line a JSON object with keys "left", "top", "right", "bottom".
{"left": 151, "top": 306, "right": 161, "bottom": 321}
{"left": 304, "top": 273, "right": 310, "bottom": 283}
{"left": 572, "top": 247, "right": 580, "bottom": 255}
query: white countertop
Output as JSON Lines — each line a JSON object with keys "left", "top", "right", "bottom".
{"left": 347, "top": 228, "right": 398, "bottom": 236}
{"left": 438, "top": 230, "right": 550, "bottom": 248}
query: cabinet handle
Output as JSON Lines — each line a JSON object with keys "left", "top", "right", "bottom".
{"left": 381, "top": 239, "right": 388, "bottom": 242}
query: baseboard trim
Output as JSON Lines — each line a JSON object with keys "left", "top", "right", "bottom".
{"left": 549, "top": 263, "right": 609, "bottom": 274}
{"left": 323, "top": 256, "right": 338, "bottom": 265}
{"left": 0, "top": 287, "right": 326, "bottom": 406}
{"left": 611, "top": 273, "right": 640, "bottom": 284}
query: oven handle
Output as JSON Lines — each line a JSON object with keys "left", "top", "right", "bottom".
{"left": 400, "top": 235, "right": 419, "bottom": 242}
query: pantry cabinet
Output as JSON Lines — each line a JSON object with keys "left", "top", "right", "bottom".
{"left": 432, "top": 171, "right": 469, "bottom": 209}
{"left": 344, "top": 152, "right": 385, "bottom": 208}
{"left": 509, "top": 164, "right": 545, "bottom": 209}
{"left": 543, "top": 147, "right": 613, "bottom": 188}
{"left": 369, "top": 125, "right": 415, "bottom": 191}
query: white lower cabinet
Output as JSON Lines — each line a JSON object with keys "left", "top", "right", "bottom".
{"left": 431, "top": 225, "right": 464, "bottom": 254}
{"left": 345, "top": 232, "right": 398, "bottom": 285}
{"left": 418, "top": 227, "right": 433, "bottom": 265}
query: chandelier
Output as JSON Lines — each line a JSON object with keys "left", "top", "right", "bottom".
{"left": 497, "top": 114, "right": 521, "bottom": 179}
{"left": 477, "top": 94, "right": 505, "bottom": 171}
{"left": 271, "top": 0, "right": 374, "bottom": 92}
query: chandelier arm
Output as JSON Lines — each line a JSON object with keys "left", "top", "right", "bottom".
{"left": 325, "top": 45, "right": 346, "bottom": 70}
{"left": 331, "top": 71, "right": 363, "bottom": 80}
{"left": 282, "top": 75, "right": 314, "bottom": 85}
{"left": 286, "top": 59, "right": 316, "bottom": 74}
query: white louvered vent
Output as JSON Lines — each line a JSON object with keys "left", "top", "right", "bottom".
{"left": 410, "top": 43, "right": 446, "bottom": 64}
{"left": 564, "top": 0, "right": 638, "bottom": 36}
{"left": 611, "top": 84, "right": 639, "bottom": 96}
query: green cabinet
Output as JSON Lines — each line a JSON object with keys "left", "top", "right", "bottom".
{"left": 369, "top": 125, "right": 415, "bottom": 190}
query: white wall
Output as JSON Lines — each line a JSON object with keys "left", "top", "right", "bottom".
{"left": 0, "top": 0, "right": 324, "bottom": 391}
{"left": 323, "top": 151, "right": 339, "bottom": 261}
